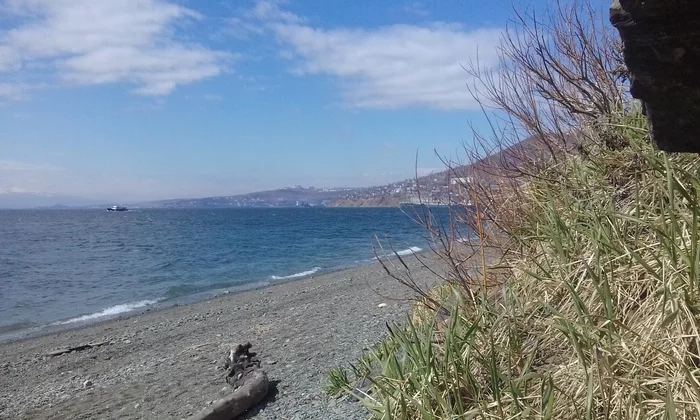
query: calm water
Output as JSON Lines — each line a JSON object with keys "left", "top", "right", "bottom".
{"left": 0, "top": 207, "right": 452, "bottom": 339}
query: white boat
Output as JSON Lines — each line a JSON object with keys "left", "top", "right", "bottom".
{"left": 107, "top": 205, "right": 128, "bottom": 212}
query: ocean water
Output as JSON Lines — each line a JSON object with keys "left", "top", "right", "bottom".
{"left": 0, "top": 207, "right": 455, "bottom": 340}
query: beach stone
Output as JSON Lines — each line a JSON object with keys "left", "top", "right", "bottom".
{"left": 0, "top": 254, "right": 450, "bottom": 420}
{"left": 377, "top": 303, "right": 388, "bottom": 308}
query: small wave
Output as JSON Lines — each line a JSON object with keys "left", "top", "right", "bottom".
{"left": 55, "top": 299, "right": 161, "bottom": 325}
{"left": 270, "top": 267, "right": 321, "bottom": 280}
{"left": 374, "top": 246, "right": 423, "bottom": 260}
{"left": 395, "top": 246, "right": 423, "bottom": 256}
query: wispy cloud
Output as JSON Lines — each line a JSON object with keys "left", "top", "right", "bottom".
{"left": 247, "top": 0, "right": 304, "bottom": 24}
{"left": 0, "top": 186, "right": 36, "bottom": 194}
{"left": 0, "top": 83, "right": 30, "bottom": 100}
{"left": 125, "top": 99, "right": 166, "bottom": 113}
{"left": 400, "top": 2, "right": 430, "bottom": 18}
{"left": 0, "top": 160, "right": 62, "bottom": 172}
{"left": 0, "top": 0, "right": 231, "bottom": 97}
{"left": 202, "top": 93, "right": 223, "bottom": 101}
{"left": 225, "top": 0, "right": 303, "bottom": 40}
{"left": 239, "top": 1, "right": 502, "bottom": 110}
{"left": 417, "top": 167, "right": 443, "bottom": 177}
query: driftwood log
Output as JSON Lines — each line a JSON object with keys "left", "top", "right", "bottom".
{"left": 187, "top": 342, "right": 269, "bottom": 420}
{"left": 45, "top": 341, "right": 109, "bottom": 357}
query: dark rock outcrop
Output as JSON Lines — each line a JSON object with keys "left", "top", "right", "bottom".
{"left": 610, "top": 0, "right": 700, "bottom": 153}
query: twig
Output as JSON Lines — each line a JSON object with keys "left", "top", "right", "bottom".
{"left": 45, "top": 341, "right": 110, "bottom": 357}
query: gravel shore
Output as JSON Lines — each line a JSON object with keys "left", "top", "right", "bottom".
{"left": 0, "top": 253, "right": 444, "bottom": 420}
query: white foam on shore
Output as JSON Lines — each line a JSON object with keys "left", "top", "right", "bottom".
{"left": 374, "top": 246, "right": 424, "bottom": 260}
{"left": 270, "top": 267, "right": 321, "bottom": 280}
{"left": 55, "top": 299, "right": 162, "bottom": 325}
{"left": 395, "top": 246, "right": 423, "bottom": 256}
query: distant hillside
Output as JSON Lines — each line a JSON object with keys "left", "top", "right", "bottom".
{"left": 0, "top": 137, "right": 551, "bottom": 210}
{"left": 335, "top": 135, "right": 555, "bottom": 207}
{"left": 135, "top": 186, "right": 356, "bottom": 209}
{"left": 330, "top": 196, "right": 403, "bottom": 208}
{"left": 131, "top": 137, "right": 548, "bottom": 209}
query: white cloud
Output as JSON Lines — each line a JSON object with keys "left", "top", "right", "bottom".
{"left": 0, "top": 0, "right": 230, "bottom": 96}
{"left": 0, "top": 45, "right": 20, "bottom": 72}
{"left": 245, "top": 1, "right": 502, "bottom": 110}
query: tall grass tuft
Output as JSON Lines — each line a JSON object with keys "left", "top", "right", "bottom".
{"left": 328, "top": 1, "right": 700, "bottom": 418}
{"left": 329, "top": 111, "right": 700, "bottom": 420}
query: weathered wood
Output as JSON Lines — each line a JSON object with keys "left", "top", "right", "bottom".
{"left": 224, "top": 342, "right": 261, "bottom": 389}
{"left": 45, "top": 341, "right": 109, "bottom": 357}
{"left": 186, "top": 342, "right": 270, "bottom": 420}
{"left": 186, "top": 369, "right": 269, "bottom": 420}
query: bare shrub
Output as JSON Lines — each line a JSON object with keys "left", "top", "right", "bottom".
{"left": 335, "top": 1, "right": 700, "bottom": 417}
{"left": 381, "top": 0, "right": 629, "bottom": 299}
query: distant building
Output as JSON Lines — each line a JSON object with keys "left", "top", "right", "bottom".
{"left": 450, "top": 177, "right": 472, "bottom": 185}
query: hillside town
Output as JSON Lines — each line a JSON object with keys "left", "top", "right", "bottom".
{"left": 140, "top": 169, "right": 475, "bottom": 209}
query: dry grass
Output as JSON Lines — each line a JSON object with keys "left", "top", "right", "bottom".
{"left": 327, "top": 1, "right": 700, "bottom": 418}
{"left": 328, "top": 112, "right": 700, "bottom": 420}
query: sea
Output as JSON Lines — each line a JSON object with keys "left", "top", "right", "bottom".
{"left": 0, "top": 207, "right": 459, "bottom": 341}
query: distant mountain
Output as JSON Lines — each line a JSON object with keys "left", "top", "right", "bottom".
{"left": 134, "top": 186, "right": 359, "bottom": 209}
{"left": 132, "top": 137, "right": 550, "bottom": 209}
{"left": 0, "top": 191, "right": 100, "bottom": 209}
{"left": 1, "top": 137, "right": 552, "bottom": 210}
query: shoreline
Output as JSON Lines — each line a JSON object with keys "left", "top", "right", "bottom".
{"left": 0, "top": 252, "right": 445, "bottom": 420}
{"left": 0, "top": 248, "right": 428, "bottom": 345}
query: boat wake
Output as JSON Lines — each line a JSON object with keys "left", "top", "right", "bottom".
{"left": 270, "top": 267, "right": 322, "bottom": 280}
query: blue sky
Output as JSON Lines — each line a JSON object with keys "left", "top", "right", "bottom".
{"left": 0, "top": 0, "right": 546, "bottom": 201}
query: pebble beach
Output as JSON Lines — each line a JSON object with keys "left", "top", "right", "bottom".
{"left": 0, "top": 253, "right": 444, "bottom": 420}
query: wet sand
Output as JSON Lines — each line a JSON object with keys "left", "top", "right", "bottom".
{"left": 0, "top": 253, "right": 445, "bottom": 420}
